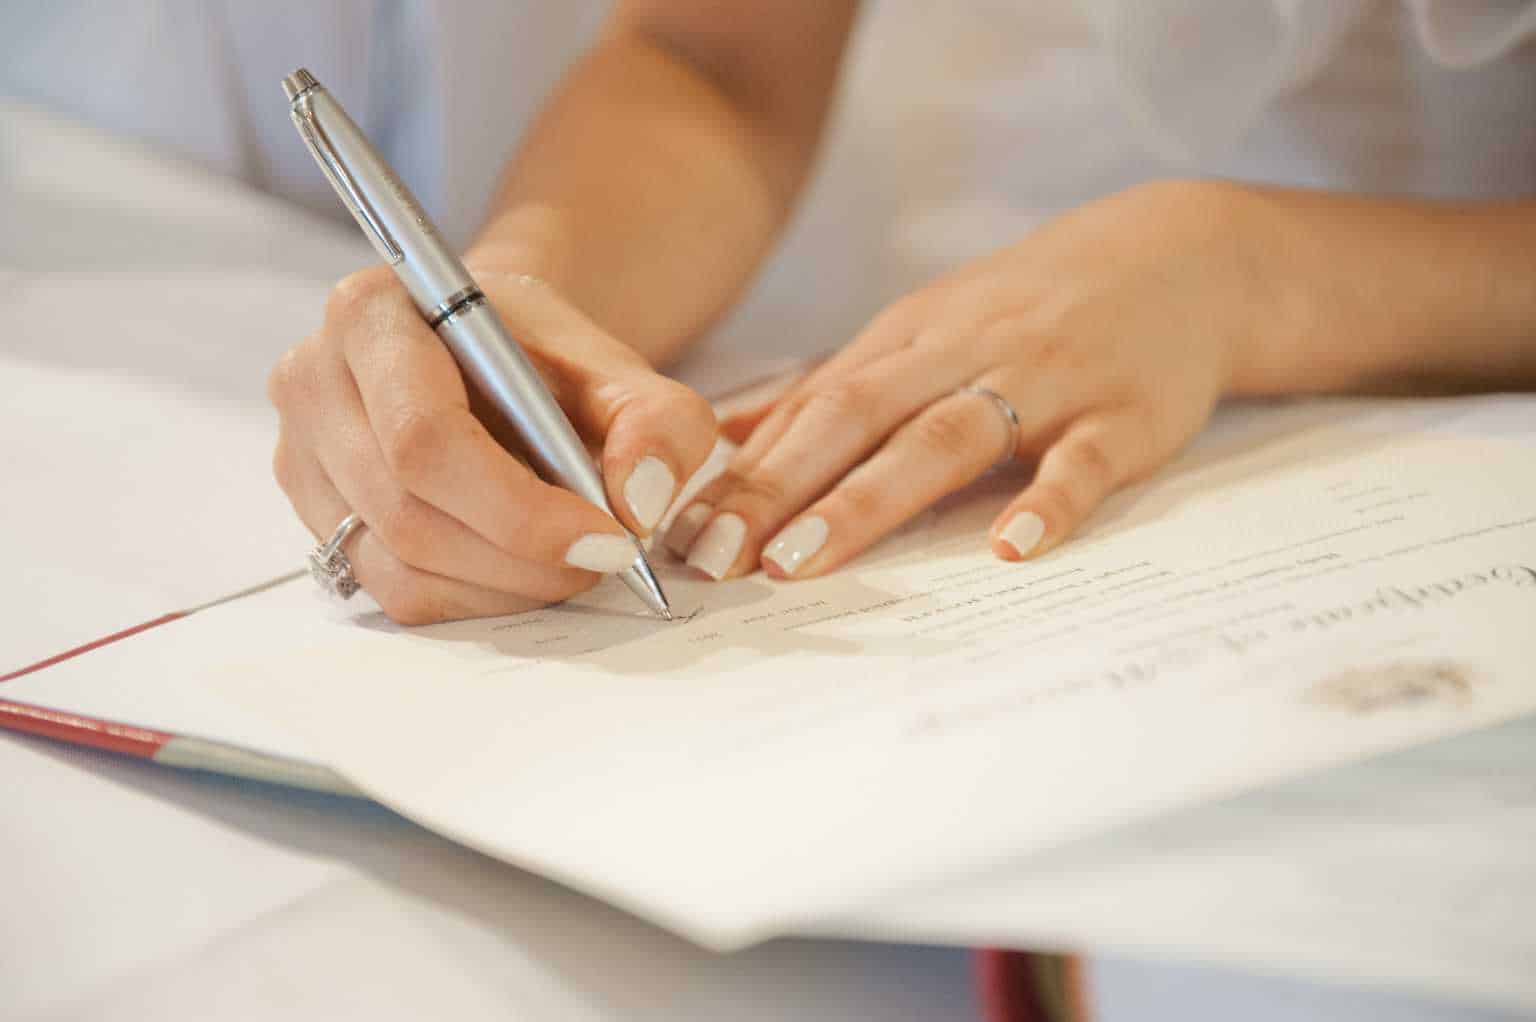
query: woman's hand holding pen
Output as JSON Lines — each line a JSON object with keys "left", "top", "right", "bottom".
{"left": 269, "top": 267, "right": 717, "bottom": 624}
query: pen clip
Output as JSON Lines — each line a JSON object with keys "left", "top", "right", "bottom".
{"left": 291, "top": 100, "right": 403, "bottom": 265}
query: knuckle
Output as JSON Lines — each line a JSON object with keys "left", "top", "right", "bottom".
{"left": 722, "top": 470, "right": 791, "bottom": 510}
{"left": 370, "top": 569, "right": 449, "bottom": 626}
{"left": 913, "top": 402, "right": 980, "bottom": 461}
{"left": 802, "top": 380, "right": 875, "bottom": 429}
{"left": 874, "top": 292, "right": 927, "bottom": 333}
{"left": 982, "top": 318, "right": 1072, "bottom": 370}
{"left": 477, "top": 513, "right": 534, "bottom": 558}
{"left": 370, "top": 495, "right": 437, "bottom": 567}
{"left": 326, "top": 267, "right": 395, "bottom": 322}
{"left": 775, "top": 386, "right": 817, "bottom": 421}
{"left": 673, "top": 385, "right": 717, "bottom": 433}
{"left": 382, "top": 408, "right": 450, "bottom": 485}
{"left": 379, "top": 590, "right": 443, "bottom": 627}
{"left": 1028, "top": 480, "right": 1079, "bottom": 527}
{"left": 779, "top": 381, "right": 882, "bottom": 448}
{"left": 975, "top": 313, "right": 1027, "bottom": 351}
{"left": 1121, "top": 405, "right": 1165, "bottom": 455}
{"left": 834, "top": 478, "right": 886, "bottom": 523}
{"left": 466, "top": 511, "right": 533, "bottom": 560}
{"left": 642, "top": 379, "right": 717, "bottom": 437}
{"left": 266, "top": 347, "right": 306, "bottom": 407}
{"left": 270, "top": 442, "right": 299, "bottom": 494}
{"left": 1025, "top": 331, "right": 1071, "bottom": 368}
{"left": 1064, "top": 435, "right": 1117, "bottom": 490}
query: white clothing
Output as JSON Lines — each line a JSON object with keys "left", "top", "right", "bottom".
{"left": 861, "top": 1, "right": 1536, "bottom": 288}
{"left": 5, "top": 1, "right": 1535, "bottom": 257}
{"left": 0, "top": 1, "right": 603, "bottom": 246}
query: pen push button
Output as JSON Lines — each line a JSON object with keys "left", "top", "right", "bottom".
{"left": 286, "top": 77, "right": 404, "bottom": 265}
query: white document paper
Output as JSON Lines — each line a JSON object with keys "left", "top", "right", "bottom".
{"left": 10, "top": 398, "right": 1534, "bottom": 959}
{"left": 2, "top": 96, "right": 370, "bottom": 672}
{"left": 187, "top": 408, "right": 1536, "bottom": 949}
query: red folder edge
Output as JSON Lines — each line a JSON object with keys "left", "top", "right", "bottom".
{"left": 1, "top": 609, "right": 354, "bottom": 795}
{"left": 0, "top": 612, "right": 186, "bottom": 756}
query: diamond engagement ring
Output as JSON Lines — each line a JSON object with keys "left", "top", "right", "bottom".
{"left": 958, "top": 385, "right": 1021, "bottom": 468}
{"left": 308, "top": 512, "right": 366, "bottom": 599}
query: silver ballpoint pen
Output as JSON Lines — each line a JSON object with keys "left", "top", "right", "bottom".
{"left": 282, "top": 68, "right": 673, "bottom": 620}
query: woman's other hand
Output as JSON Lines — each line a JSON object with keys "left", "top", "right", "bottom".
{"left": 269, "top": 268, "right": 717, "bottom": 624}
{"left": 670, "top": 180, "right": 1286, "bottom": 580}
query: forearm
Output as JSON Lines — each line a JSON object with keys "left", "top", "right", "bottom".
{"left": 467, "top": 10, "right": 853, "bottom": 366}
{"left": 1230, "top": 185, "right": 1536, "bottom": 396}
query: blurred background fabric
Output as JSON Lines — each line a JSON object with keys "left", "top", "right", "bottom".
{"left": 5, "top": 0, "right": 1535, "bottom": 363}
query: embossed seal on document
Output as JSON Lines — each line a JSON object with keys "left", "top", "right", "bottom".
{"left": 1305, "top": 660, "right": 1476, "bottom": 714}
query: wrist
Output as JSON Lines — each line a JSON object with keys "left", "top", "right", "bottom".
{"left": 1225, "top": 188, "right": 1536, "bottom": 397}
{"left": 1218, "top": 185, "right": 1353, "bottom": 397}
{"left": 464, "top": 204, "right": 575, "bottom": 293}
{"left": 463, "top": 202, "right": 687, "bottom": 368}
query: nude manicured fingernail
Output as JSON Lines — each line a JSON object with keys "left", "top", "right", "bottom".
{"left": 665, "top": 502, "right": 714, "bottom": 556}
{"left": 686, "top": 513, "right": 746, "bottom": 581}
{"left": 624, "top": 456, "right": 676, "bottom": 532}
{"left": 565, "top": 534, "right": 638, "bottom": 573}
{"left": 1000, "top": 511, "right": 1047, "bottom": 558}
{"left": 763, "top": 516, "right": 828, "bottom": 577}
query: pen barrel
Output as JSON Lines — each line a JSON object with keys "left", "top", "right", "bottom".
{"left": 436, "top": 300, "right": 613, "bottom": 514}
{"left": 288, "top": 72, "right": 631, "bottom": 535}
{"left": 291, "top": 85, "right": 476, "bottom": 314}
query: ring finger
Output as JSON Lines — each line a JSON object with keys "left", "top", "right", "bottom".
{"left": 757, "top": 375, "right": 1074, "bottom": 580}
{"left": 279, "top": 444, "right": 558, "bottom": 624}
{"left": 307, "top": 375, "right": 599, "bottom": 603}
{"left": 672, "top": 344, "right": 984, "bottom": 578}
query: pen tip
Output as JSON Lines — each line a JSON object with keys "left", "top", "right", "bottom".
{"left": 617, "top": 549, "right": 675, "bottom": 621}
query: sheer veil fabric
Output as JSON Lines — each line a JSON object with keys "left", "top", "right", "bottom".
{"left": 863, "top": 0, "right": 1536, "bottom": 305}
{"left": 1079, "top": 0, "right": 1536, "bottom": 159}
{"left": 4, "top": 1, "right": 1536, "bottom": 357}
